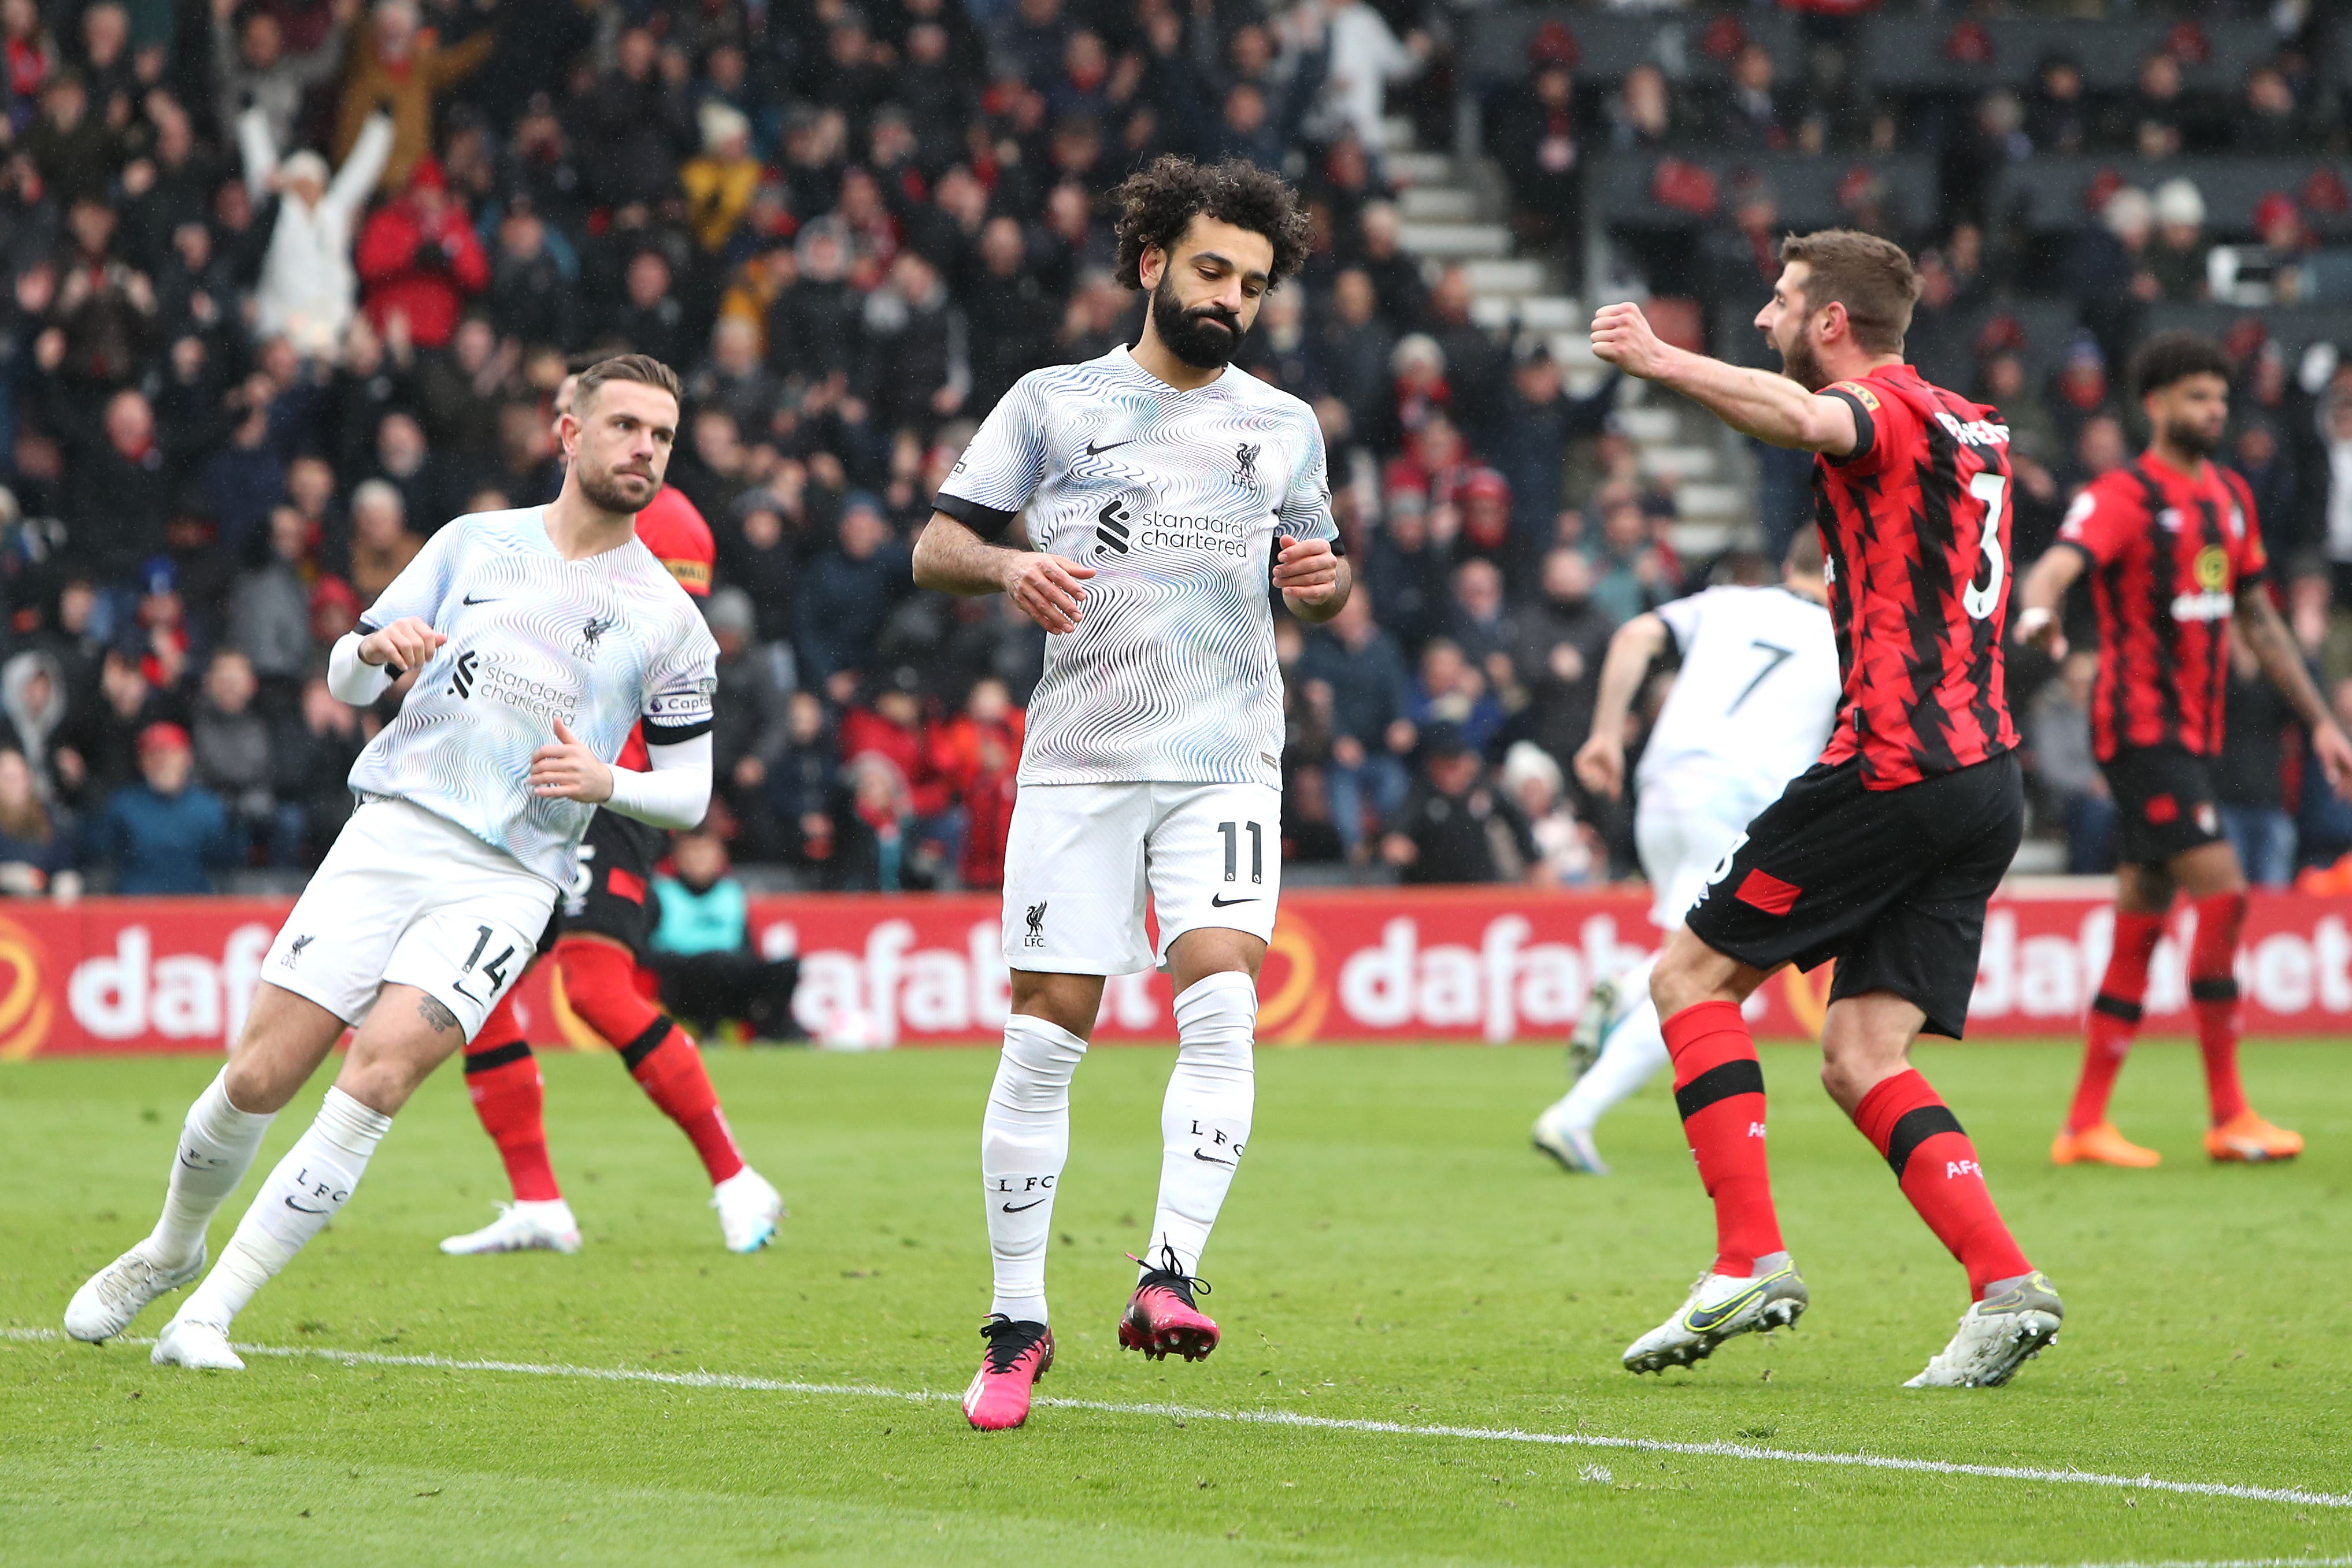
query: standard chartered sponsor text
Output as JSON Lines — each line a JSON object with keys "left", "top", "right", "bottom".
{"left": 1138, "top": 510, "right": 1250, "bottom": 556}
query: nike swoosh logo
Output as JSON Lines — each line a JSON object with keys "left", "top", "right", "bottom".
{"left": 1086, "top": 439, "right": 1136, "bottom": 455}
{"left": 1192, "top": 1151, "right": 1235, "bottom": 1166}
{"left": 1681, "top": 1268, "right": 1792, "bottom": 1332}
{"left": 1000, "top": 1199, "right": 1047, "bottom": 1213}
{"left": 1209, "top": 895, "right": 1259, "bottom": 908}
{"left": 283, "top": 1199, "right": 329, "bottom": 1214}
{"left": 462, "top": 594, "right": 497, "bottom": 605}
{"left": 179, "top": 1150, "right": 206, "bottom": 1169}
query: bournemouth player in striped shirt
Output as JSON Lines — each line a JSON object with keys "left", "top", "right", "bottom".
{"left": 2016, "top": 332, "right": 2352, "bottom": 1168}
{"left": 1592, "top": 231, "right": 2061, "bottom": 1389}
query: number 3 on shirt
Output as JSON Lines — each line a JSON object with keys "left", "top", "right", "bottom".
{"left": 1961, "top": 470, "right": 2008, "bottom": 621}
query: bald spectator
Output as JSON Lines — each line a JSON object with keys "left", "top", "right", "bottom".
{"left": 346, "top": 479, "right": 420, "bottom": 606}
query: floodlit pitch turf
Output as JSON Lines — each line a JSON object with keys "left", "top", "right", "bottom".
{"left": 4, "top": 1041, "right": 2350, "bottom": 1567}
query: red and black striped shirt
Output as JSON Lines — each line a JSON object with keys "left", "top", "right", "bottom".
{"left": 2057, "top": 453, "right": 2266, "bottom": 762}
{"left": 1810, "top": 363, "right": 2020, "bottom": 789}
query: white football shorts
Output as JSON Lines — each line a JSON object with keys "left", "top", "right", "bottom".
{"left": 1001, "top": 781, "right": 1283, "bottom": 974}
{"left": 261, "top": 796, "right": 557, "bottom": 1040}
{"left": 1634, "top": 778, "right": 1775, "bottom": 932}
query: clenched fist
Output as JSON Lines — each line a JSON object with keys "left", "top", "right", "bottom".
{"left": 358, "top": 616, "right": 445, "bottom": 674}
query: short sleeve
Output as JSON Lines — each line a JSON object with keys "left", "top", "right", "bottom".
{"left": 934, "top": 376, "right": 1049, "bottom": 540}
{"left": 1274, "top": 414, "right": 1343, "bottom": 554}
{"left": 2224, "top": 470, "right": 2269, "bottom": 582}
{"left": 643, "top": 616, "right": 718, "bottom": 746}
{"left": 354, "top": 518, "right": 467, "bottom": 635}
{"left": 1653, "top": 589, "right": 1710, "bottom": 658}
{"left": 2054, "top": 481, "right": 2134, "bottom": 566}
{"left": 1818, "top": 379, "right": 1913, "bottom": 477}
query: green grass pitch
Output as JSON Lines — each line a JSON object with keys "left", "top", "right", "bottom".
{"left": 5, "top": 1039, "right": 2351, "bottom": 1566}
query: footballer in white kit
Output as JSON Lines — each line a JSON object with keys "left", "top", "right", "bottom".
{"left": 63, "top": 358, "right": 717, "bottom": 1370}
{"left": 914, "top": 156, "right": 1344, "bottom": 1430}
{"left": 1534, "top": 533, "right": 1838, "bottom": 1175}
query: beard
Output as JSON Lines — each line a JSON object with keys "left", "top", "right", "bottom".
{"left": 578, "top": 462, "right": 658, "bottom": 515}
{"left": 2161, "top": 415, "right": 2224, "bottom": 460}
{"left": 1777, "top": 329, "right": 1828, "bottom": 392}
{"left": 1151, "top": 274, "right": 1246, "bottom": 369}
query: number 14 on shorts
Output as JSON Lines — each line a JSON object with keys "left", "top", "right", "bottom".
{"left": 452, "top": 924, "right": 518, "bottom": 1004}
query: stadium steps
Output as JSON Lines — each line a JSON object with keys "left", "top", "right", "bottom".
{"left": 1381, "top": 117, "right": 1760, "bottom": 555}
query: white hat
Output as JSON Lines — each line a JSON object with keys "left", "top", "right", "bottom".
{"left": 699, "top": 101, "right": 750, "bottom": 155}
{"left": 2153, "top": 177, "right": 2205, "bottom": 228}
{"left": 281, "top": 149, "right": 329, "bottom": 190}
{"left": 1501, "top": 740, "right": 1564, "bottom": 802}
{"left": 2102, "top": 186, "right": 2153, "bottom": 240}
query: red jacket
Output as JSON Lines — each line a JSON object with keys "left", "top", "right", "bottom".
{"left": 839, "top": 706, "right": 953, "bottom": 817}
{"left": 929, "top": 711, "right": 1025, "bottom": 889}
{"left": 355, "top": 198, "right": 490, "bottom": 349}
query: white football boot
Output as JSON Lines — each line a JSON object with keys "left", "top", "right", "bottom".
{"left": 151, "top": 1316, "right": 245, "bottom": 1371}
{"left": 712, "top": 1167, "right": 784, "bottom": 1253}
{"left": 64, "top": 1243, "right": 207, "bottom": 1343}
{"left": 439, "top": 1200, "right": 583, "bottom": 1255}
{"left": 1624, "top": 1255, "right": 1808, "bottom": 1373}
{"left": 1905, "top": 1272, "right": 2064, "bottom": 1388}
{"left": 1565, "top": 973, "right": 1620, "bottom": 1083}
{"left": 1531, "top": 1103, "right": 1610, "bottom": 1176}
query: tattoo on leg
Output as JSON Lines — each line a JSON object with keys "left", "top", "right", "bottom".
{"left": 417, "top": 995, "right": 461, "bottom": 1034}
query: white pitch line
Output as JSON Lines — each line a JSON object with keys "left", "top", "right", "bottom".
{"left": 8, "top": 1326, "right": 2349, "bottom": 1512}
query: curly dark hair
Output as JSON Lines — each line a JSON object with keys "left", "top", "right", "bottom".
{"left": 2129, "top": 330, "right": 2232, "bottom": 401}
{"left": 1110, "top": 155, "right": 1313, "bottom": 291}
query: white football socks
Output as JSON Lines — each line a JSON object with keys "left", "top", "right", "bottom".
{"left": 176, "top": 1088, "right": 392, "bottom": 1331}
{"left": 981, "top": 1013, "right": 1087, "bottom": 1325}
{"left": 1146, "top": 972, "right": 1257, "bottom": 1281}
{"left": 147, "top": 1068, "right": 275, "bottom": 1269}
{"left": 1548, "top": 955, "right": 1669, "bottom": 1132}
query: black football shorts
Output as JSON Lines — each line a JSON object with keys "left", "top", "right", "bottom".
{"left": 551, "top": 810, "right": 666, "bottom": 956}
{"left": 2099, "top": 744, "right": 2225, "bottom": 868}
{"left": 1684, "top": 751, "right": 2024, "bottom": 1039}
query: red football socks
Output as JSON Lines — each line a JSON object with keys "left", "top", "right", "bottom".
{"left": 1662, "top": 1000, "right": 1782, "bottom": 1278}
{"left": 462, "top": 991, "right": 562, "bottom": 1203}
{"left": 558, "top": 936, "right": 748, "bottom": 1185}
{"left": 2190, "top": 892, "right": 2250, "bottom": 1126}
{"left": 1853, "top": 1070, "right": 2031, "bottom": 1299}
{"left": 2066, "top": 910, "right": 2165, "bottom": 1132}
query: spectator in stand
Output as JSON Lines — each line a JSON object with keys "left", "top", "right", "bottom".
{"left": 1312, "top": 0, "right": 1425, "bottom": 154}
{"left": 2105, "top": 49, "right": 2190, "bottom": 158}
{"left": 1424, "top": 266, "right": 1508, "bottom": 444}
{"left": 1509, "top": 547, "right": 1617, "bottom": 772}
{"left": 190, "top": 647, "right": 298, "bottom": 867}
{"left": 333, "top": 0, "right": 496, "bottom": 192}
{"left": 277, "top": 675, "right": 365, "bottom": 859}
{"left": 1361, "top": 494, "right": 1450, "bottom": 654}
{"left": 2049, "top": 336, "right": 2118, "bottom": 462}
{"left": 840, "top": 668, "right": 955, "bottom": 882}
{"left": 346, "top": 479, "right": 420, "bottom": 608}
{"left": 239, "top": 107, "right": 394, "bottom": 360}
{"left": 650, "top": 829, "right": 800, "bottom": 1042}
{"left": 2235, "top": 62, "right": 2306, "bottom": 157}
{"left": 2147, "top": 179, "right": 2209, "bottom": 304}
{"left": 1318, "top": 268, "right": 1394, "bottom": 444}
{"left": 84, "top": 720, "right": 233, "bottom": 893}
{"left": 0, "top": 649, "right": 66, "bottom": 800}
{"left": 369, "top": 410, "right": 455, "bottom": 536}
{"left": 2025, "top": 52, "right": 2088, "bottom": 157}
{"left": 65, "top": 389, "right": 171, "bottom": 613}
{"left": 1381, "top": 722, "right": 1537, "bottom": 885}
{"left": 797, "top": 494, "right": 908, "bottom": 698}
{"left": 1491, "top": 346, "right": 1616, "bottom": 570}
{"left": 1355, "top": 201, "right": 1427, "bottom": 335}
{"left": 213, "top": 0, "right": 351, "bottom": 158}
{"left": 2070, "top": 188, "right": 2158, "bottom": 370}
{"left": 1606, "top": 63, "right": 1677, "bottom": 153}
{"left": 1501, "top": 740, "right": 1595, "bottom": 887}
{"left": 1718, "top": 41, "right": 1790, "bottom": 153}
{"left": 1587, "top": 495, "right": 1669, "bottom": 625}
{"left": 1300, "top": 588, "right": 1414, "bottom": 861}
{"left": 721, "top": 488, "right": 802, "bottom": 649}
{"left": 2027, "top": 649, "right": 2111, "bottom": 875}
{"left": 2217, "top": 626, "right": 2298, "bottom": 888}
{"left": 767, "top": 689, "right": 839, "bottom": 870}
{"left": 1409, "top": 638, "right": 1502, "bottom": 757}
{"left": 355, "top": 156, "right": 489, "bottom": 351}
{"left": 0, "top": 747, "right": 73, "bottom": 896}
{"left": 930, "top": 677, "right": 1023, "bottom": 890}
{"left": 1491, "top": 27, "right": 1579, "bottom": 258}
{"left": 703, "top": 587, "right": 792, "bottom": 851}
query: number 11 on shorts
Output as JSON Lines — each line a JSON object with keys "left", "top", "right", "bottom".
{"left": 1218, "top": 821, "right": 1263, "bottom": 884}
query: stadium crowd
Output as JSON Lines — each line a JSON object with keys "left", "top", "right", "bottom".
{"left": 0, "top": 0, "right": 2346, "bottom": 898}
